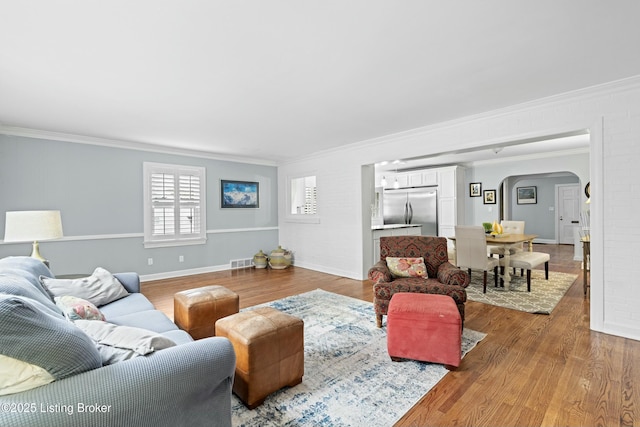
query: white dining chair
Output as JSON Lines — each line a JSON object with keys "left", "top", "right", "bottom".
{"left": 488, "top": 220, "right": 526, "bottom": 276}
{"left": 454, "top": 225, "right": 500, "bottom": 293}
{"left": 488, "top": 220, "right": 526, "bottom": 256}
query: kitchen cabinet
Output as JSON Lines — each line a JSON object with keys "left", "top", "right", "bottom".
{"left": 377, "top": 169, "right": 438, "bottom": 189}
{"left": 437, "top": 166, "right": 465, "bottom": 249}
{"left": 402, "top": 170, "right": 438, "bottom": 187}
{"left": 395, "top": 173, "right": 409, "bottom": 188}
{"left": 421, "top": 170, "right": 438, "bottom": 186}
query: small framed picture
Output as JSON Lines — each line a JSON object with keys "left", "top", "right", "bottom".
{"left": 483, "top": 189, "right": 496, "bottom": 204}
{"left": 470, "top": 182, "right": 482, "bottom": 197}
{"left": 221, "top": 180, "right": 259, "bottom": 208}
{"left": 517, "top": 186, "right": 537, "bottom": 204}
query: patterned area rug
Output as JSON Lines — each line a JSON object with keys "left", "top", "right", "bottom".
{"left": 232, "top": 289, "right": 485, "bottom": 427}
{"left": 465, "top": 269, "right": 577, "bottom": 314}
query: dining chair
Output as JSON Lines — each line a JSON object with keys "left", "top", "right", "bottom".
{"left": 507, "top": 251, "right": 550, "bottom": 291}
{"left": 454, "top": 225, "right": 500, "bottom": 293}
{"left": 488, "top": 220, "right": 526, "bottom": 276}
{"left": 488, "top": 220, "right": 525, "bottom": 256}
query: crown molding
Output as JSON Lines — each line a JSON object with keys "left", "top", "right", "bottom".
{"left": 0, "top": 125, "right": 277, "bottom": 167}
{"left": 461, "top": 147, "right": 590, "bottom": 168}
{"left": 280, "top": 74, "right": 640, "bottom": 165}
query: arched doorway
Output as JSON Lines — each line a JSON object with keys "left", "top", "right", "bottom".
{"left": 498, "top": 172, "right": 582, "bottom": 246}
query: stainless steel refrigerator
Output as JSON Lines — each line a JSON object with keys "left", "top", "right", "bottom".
{"left": 383, "top": 187, "right": 438, "bottom": 236}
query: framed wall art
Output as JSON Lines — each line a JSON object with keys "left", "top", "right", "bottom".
{"left": 470, "top": 182, "right": 482, "bottom": 197}
{"left": 483, "top": 189, "right": 496, "bottom": 204}
{"left": 517, "top": 186, "right": 537, "bottom": 205}
{"left": 221, "top": 180, "right": 259, "bottom": 208}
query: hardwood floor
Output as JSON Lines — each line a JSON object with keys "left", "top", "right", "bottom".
{"left": 142, "top": 244, "right": 639, "bottom": 427}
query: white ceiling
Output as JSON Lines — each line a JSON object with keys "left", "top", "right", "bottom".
{"left": 1, "top": 1, "right": 639, "bottom": 165}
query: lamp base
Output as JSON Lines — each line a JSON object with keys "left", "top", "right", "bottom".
{"left": 30, "top": 241, "right": 50, "bottom": 268}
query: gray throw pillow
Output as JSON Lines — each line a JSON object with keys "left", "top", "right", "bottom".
{"left": 74, "top": 320, "right": 176, "bottom": 365}
{"left": 0, "top": 294, "right": 102, "bottom": 380}
{"left": 40, "top": 267, "right": 129, "bottom": 307}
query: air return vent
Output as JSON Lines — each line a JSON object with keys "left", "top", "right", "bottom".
{"left": 230, "top": 258, "right": 254, "bottom": 269}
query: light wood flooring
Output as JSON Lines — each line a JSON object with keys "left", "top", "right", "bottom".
{"left": 142, "top": 244, "right": 639, "bottom": 427}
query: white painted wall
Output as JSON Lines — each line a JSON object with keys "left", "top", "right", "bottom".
{"left": 278, "top": 75, "right": 640, "bottom": 341}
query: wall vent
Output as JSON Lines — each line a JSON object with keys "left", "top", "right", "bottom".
{"left": 230, "top": 258, "right": 254, "bottom": 269}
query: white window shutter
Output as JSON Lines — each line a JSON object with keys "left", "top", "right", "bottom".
{"left": 144, "top": 163, "right": 206, "bottom": 248}
{"left": 151, "top": 172, "right": 176, "bottom": 236}
{"left": 178, "top": 174, "right": 201, "bottom": 235}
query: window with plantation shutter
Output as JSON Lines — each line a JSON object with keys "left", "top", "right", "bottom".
{"left": 143, "top": 162, "right": 206, "bottom": 248}
{"left": 290, "top": 175, "right": 317, "bottom": 215}
{"left": 287, "top": 174, "right": 320, "bottom": 223}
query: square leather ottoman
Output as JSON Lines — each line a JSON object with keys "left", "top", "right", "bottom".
{"left": 215, "top": 307, "right": 304, "bottom": 409}
{"left": 174, "top": 285, "right": 239, "bottom": 339}
{"left": 387, "top": 293, "right": 462, "bottom": 368}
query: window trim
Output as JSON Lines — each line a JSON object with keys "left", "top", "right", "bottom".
{"left": 143, "top": 162, "right": 207, "bottom": 248}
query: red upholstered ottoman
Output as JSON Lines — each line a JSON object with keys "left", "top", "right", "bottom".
{"left": 387, "top": 293, "right": 462, "bottom": 368}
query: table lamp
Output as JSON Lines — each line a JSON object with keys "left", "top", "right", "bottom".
{"left": 3, "top": 210, "right": 64, "bottom": 267}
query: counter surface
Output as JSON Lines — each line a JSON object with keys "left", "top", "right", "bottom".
{"left": 372, "top": 224, "right": 422, "bottom": 230}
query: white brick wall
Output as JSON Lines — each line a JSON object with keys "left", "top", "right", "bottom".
{"left": 278, "top": 75, "right": 640, "bottom": 341}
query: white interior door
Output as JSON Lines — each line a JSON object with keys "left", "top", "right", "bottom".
{"left": 557, "top": 184, "right": 580, "bottom": 244}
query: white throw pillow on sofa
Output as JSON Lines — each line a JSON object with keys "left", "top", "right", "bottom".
{"left": 40, "top": 267, "right": 129, "bottom": 307}
{"left": 0, "top": 354, "right": 55, "bottom": 396}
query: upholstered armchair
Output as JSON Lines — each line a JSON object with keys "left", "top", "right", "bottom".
{"left": 368, "top": 236, "right": 470, "bottom": 328}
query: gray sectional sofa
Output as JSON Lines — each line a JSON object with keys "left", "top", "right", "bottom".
{"left": 0, "top": 256, "right": 236, "bottom": 427}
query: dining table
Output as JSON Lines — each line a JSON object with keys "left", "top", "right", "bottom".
{"left": 450, "top": 233, "right": 538, "bottom": 290}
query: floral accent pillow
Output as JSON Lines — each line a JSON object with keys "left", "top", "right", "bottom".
{"left": 386, "top": 257, "right": 427, "bottom": 278}
{"left": 55, "top": 295, "right": 106, "bottom": 321}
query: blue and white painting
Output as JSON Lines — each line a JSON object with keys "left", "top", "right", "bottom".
{"left": 221, "top": 180, "right": 259, "bottom": 208}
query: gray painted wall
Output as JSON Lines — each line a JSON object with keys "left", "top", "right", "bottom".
{"left": 465, "top": 151, "right": 589, "bottom": 239}
{"left": 0, "top": 135, "right": 279, "bottom": 277}
{"left": 507, "top": 175, "right": 579, "bottom": 239}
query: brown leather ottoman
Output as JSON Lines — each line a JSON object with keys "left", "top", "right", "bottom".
{"left": 174, "top": 285, "right": 239, "bottom": 339}
{"left": 215, "top": 307, "right": 304, "bottom": 409}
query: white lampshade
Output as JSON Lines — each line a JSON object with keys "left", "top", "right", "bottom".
{"left": 4, "top": 210, "right": 63, "bottom": 264}
{"left": 4, "top": 210, "right": 63, "bottom": 242}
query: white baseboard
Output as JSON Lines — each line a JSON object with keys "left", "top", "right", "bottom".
{"left": 534, "top": 239, "right": 557, "bottom": 245}
{"left": 292, "top": 260, "right": 361, "bottom": 281}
